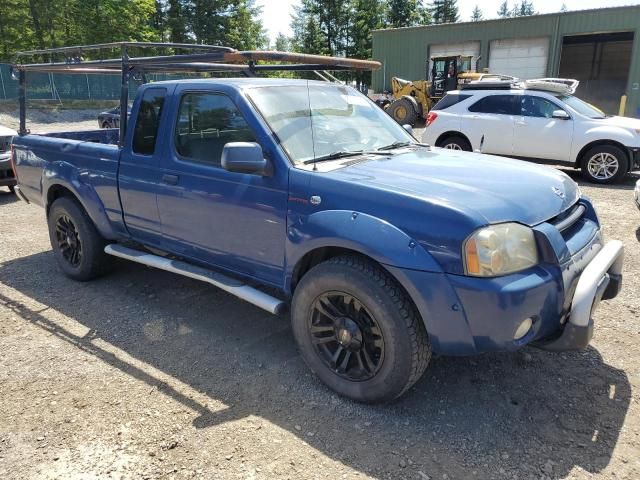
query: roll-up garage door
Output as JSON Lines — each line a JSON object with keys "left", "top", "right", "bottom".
{"left": 489, "top": 37, "right": 549, "bottom": 80}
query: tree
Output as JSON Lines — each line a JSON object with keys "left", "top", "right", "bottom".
{"left": 430, "top": 0, "right": 458, "bottom": 24}
{"left": 560, "top": 3, "right": 568, "bottom": 12}
{"left": 470, "top": 4, "right": 483, "bottom": 21}
{"left": 497, "top": 0, "right": 510, "bottom": 17}
{"left": 274, "top": 33, "right": 290, "bottom": 51}
{"left": 290, "top": 0, "right": 327, "bottom": 54}
{"left": 517, "top": 0, "right": 536, "bottom": 16}
{"left": 387, "top": 0, "right": 428, "bottom": 28}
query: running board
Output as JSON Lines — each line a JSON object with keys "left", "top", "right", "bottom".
{"left": 104, "top": 244, "right": 286, "bottom": 315}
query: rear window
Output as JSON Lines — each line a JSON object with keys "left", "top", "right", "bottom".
{"left": 132, "top": 88, "right": 166, "bottom": 155}
{"left": 432, "top": 94, "right": 471, "bottom": 111}
{"left": 468, "top": 94, "right": 518, "bottom": 115}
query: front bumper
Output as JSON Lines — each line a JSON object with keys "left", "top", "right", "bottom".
{"left": 535, "top": 240, "right": 624, "bottom": 351}
{"left": 0, "top": 155, "right": 16, "bottom": 187}
{"left": 387, "top": 203, "right": 623, "bottom": 355}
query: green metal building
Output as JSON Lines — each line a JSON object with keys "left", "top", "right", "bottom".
{"left": 372, "top": 5, "right": 640, "bottom": 116}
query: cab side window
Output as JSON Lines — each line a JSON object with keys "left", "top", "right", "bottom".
{"left": 468, "top": 95, "right": 518, "bottom": 115}
{"left": 175, "top": 93, "right": 256, "bottom": 167}
{"left": 521, "top": 95, "right": 562, "bottom": 118}
{"left": 132, "top": 88, "right": 166, "bottom": 155}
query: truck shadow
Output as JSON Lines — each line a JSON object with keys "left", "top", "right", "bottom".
{"left": 0, "top": 250, "right": 631, "bottom": 479}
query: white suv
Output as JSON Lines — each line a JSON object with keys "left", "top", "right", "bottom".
{"left": 422, "top": 86, "right": 640, "bottom": 184}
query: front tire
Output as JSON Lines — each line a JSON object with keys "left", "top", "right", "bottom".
{"left": 47, "top": 197, "right": 112, "bottom": 281}
{"left": 388, "top": 98, "right": 418, "bottom": 127}
{"left": 438, "top": 135, "right": 472, "bottom": 151}
{"left": 291, "top": 255, "right": 431, "bottom": 403}
{"left": 581, "top": 145, "right": 628, "bottom": 184}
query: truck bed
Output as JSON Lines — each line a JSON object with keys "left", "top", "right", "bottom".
{"left": 12, "top": 128, "right": 124, "bottom": 238}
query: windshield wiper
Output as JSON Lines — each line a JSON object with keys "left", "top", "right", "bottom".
{"left": 377, "top": 141, "right": 413, "bottom": 151}
{"left": 377, "top": 141, "right": 430, "bottom": 151}
{"left": 302, "top": 150, "right": 393, "bottom": 165}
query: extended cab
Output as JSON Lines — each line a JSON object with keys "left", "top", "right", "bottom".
{"left": 12, "top": 78, "right": 624, "bottom": 403}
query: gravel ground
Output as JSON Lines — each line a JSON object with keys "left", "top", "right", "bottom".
{"left": 0, "top": 118, "right": 639, "bottom": 480}
{"left": 0, "top": 107, "right": 102, "bottom": 133}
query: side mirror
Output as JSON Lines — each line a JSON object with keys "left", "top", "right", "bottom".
{"left": 552, "top": 110, "right": 570, "bottom": 120}
{"left": 221, "top": 142, "right": 269, "bottom": 176}
{"left": 403, "top": 124, "right": 413, "bottom": 135}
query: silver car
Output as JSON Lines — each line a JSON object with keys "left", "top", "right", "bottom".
{"left": 0, "top": 125, "right": 17, "bottom": 192}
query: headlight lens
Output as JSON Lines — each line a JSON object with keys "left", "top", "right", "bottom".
{"left": 464, "top": 223, "right": 538, "bottom": 277}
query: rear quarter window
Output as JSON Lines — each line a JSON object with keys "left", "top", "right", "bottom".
{"left": 432, "top": 94, "right": 472, "bottom": 111}
{"left": 468, "top": 94, "right": 518, "bottom": 115}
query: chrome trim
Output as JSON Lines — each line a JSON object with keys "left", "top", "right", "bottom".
{"left": 104, "top": 244, "right": 286, "bottom": 315}
{"left": 554, "top": 204, "right": 585, "bottom": 232}
{"left": 569, "top": 240, "right": 624, "bottom": 327}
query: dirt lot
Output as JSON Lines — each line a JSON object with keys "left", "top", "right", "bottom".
{"left": 0, "top": 117, "right": 639, "bottom": 480}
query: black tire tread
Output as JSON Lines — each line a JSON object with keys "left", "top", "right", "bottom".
{"left": 389, "top": 98, "right": 418, "bottom": 126}
{"left": 439, "top": 134, "right": 471, "bottom": 151}
{"left": 323, "top": 255, "right": 431, "bottom": 399}
{"left": 48, "top": 196, "right": 112, "bottom": 281}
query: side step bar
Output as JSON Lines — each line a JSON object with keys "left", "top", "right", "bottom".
{"left": 104, "top": 244, "right": 286, "bottom": 315}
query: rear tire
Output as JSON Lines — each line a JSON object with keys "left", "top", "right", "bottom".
{"left": 291, "top": 255, "right": 431, "bottom": 403}
{"left": 388, "top": 98, "right": 418, "bottom": 127}
{"left": 581, "top": 145, "right": 628, "bottom": 184}
{"left": 47, "top": 197, "right": 112, "bottom": 281}
{"left": 438, "top": 135, "right": 472, "bottom": 152}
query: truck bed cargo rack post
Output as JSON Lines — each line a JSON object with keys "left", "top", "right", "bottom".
{"left": 11, "top": 42, "right": 381, "bottom": 145}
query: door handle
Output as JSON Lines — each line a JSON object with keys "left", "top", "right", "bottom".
{"left": 162, "top": 174, "right": 179, "bottom": 185}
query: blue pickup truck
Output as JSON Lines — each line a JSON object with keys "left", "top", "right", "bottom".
{"left": 12, "top": 77, "right": 624, "bottom": 403}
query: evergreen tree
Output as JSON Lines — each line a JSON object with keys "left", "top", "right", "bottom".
{"left": 290, "top": 0, "right": 327, "bottom": 54}
{"left": 387, "top": 0, "right": 426, "bottom": 28}
{"left": 497, "top": 0, "right": 510, "bottom": 17}
{"left": 274, "top": 33, "right": 290, "bottom": 51}
{"left": 560, "top": 3, "right": 567, "bottom": 12}
{"left": 431, "top": 0, "right": 458, "bottom": 24}
{"left": 470, "top": 5, "right": 483, "bottom": 21}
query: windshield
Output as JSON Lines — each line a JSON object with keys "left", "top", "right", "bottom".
{"left": 557, "top": 94, "right": 606, "bottom": 119}
{"left": 246, "top": 84, "right": 414, "bottom": 164}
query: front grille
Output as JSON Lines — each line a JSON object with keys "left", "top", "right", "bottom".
{"left": 548, "top": 202, "right": 585, "bottom": 232}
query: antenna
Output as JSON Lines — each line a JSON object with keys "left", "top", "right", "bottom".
{"left": 306, "top": 79, "right": 318, "bottom": 171}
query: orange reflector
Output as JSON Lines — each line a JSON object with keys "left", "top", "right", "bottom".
{"left": 465, "top": 239, "right": 480, "bottom": 275}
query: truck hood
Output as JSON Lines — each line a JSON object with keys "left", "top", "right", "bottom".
{"left": 328, "top": 147, "right": 579, "bottom": 226}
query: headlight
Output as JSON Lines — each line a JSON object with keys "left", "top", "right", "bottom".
{"left": 464, "top": 223, "right": 538, "bottom": 277}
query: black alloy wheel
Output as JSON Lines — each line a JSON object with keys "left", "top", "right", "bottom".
{"left": 55, "top": 214, "right": 83, "bottom": 267}
{"left": 310, "top": 291, "right": 385, "bottom": 381}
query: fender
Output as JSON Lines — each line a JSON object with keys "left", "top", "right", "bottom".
{"left": 571, "top": 126, "right": 636, "bottom": 165}
{"left": 285, "top": 210, "right": 476, "bottom": 354}
{"left": 285, "top": 209, "right": 443, "bottom": 291}
{"left": 42, "top": 161, "right": 121, "bottom": 240}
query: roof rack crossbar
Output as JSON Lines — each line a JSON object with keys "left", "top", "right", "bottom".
{"left": 15, "top": 42, "right": 236, "bottom": 57}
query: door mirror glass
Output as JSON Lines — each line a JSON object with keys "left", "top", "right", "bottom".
{"left": 552, "top": 109, "right": 570, "bottom": 120}
{"left": 222, "top": 142, "right": 269, "bottom": 176}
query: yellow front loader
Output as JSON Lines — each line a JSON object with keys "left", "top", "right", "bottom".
{"left": 385, "top": 55, "right": 515, "bottom": 126}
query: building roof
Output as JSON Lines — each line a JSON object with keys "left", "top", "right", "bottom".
{"left": 373, "top": 4, "right": 640, "bottom": 34}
